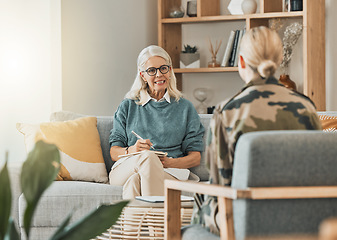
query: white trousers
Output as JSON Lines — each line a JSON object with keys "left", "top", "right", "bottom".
{"left": 109, "top": 150, "right": 176, "bottom": 199}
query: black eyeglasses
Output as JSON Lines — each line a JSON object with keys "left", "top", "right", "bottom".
{"left": 143, "top": 65, "right": 170, "bottom": 76}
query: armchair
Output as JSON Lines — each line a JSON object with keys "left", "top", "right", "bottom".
{"left": 164, "top": 130, "right": 337, "bottom": 240}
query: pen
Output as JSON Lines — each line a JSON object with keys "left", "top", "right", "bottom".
{"left": 131, "top": 131, "right": 155, "bottom": 150}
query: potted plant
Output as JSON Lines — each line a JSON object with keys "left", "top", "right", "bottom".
{"left": 0, "top": 140, "right": 128, "bottom": 240}
{"left": 180, "top": 44, "right": 200, "bottom": 68}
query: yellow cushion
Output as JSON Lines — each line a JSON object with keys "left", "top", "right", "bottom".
{"left": 16, "top": 117, "right": 108, "bottom": 183}
{"left": 319, "top": 115, "right": 337, "bottom": 132}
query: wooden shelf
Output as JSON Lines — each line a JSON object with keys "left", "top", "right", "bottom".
{"left": 161, "top": 12, "right": 303, "bottom": 24}
{"left": 158, "top": 0, "right": 326, "bottom": 110}
{"left": 174, "top": 67, "right": 238, "bottom": 73}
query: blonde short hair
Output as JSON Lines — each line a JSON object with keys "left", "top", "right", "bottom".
{"left": 239, "top": 26, "right": 283, "bottom": 78}
{"left": 125, "top": 45, "right": 182, "bottom": 105}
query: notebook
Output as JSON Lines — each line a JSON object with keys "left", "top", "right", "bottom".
{"left": 113, "top": 150, "right": 167, "bottom": 170}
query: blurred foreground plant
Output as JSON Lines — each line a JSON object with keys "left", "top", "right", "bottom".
{"left": 0, "top": 140, "right": 128, "bottom": 240}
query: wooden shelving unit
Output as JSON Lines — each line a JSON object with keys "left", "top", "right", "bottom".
{"left": 174, "top": 67, "right": 238, "bottom": 73}
{"left": 158, "top": 0, "right": 326, "bottom": 110}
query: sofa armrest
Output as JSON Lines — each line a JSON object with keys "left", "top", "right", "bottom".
{"left": 8, "top": 162, "right": 23, "bottom": 231}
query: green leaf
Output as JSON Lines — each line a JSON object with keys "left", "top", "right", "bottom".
{"left": 0, "top": 157, "right": 11, "bottom": 240}
{"left": 49, "top": 212, "right": 72, "bottom": 240}
{"left": 20, "top": 140, "right": 60, "bottom": 238}
{"left": 4, "top": 218, "right": 20, "bottom": 240}
{"left": 51, "top": 201, "right": 129, "bottom": 240}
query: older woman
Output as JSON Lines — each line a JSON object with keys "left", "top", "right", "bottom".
{"left": 109, "top": 45, "right": 204, "bottom": 199}
{"left": 192, "top": 26, "right": 322, "bottom": 235}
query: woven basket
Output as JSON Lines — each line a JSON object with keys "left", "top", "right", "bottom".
{"left": 96, "top": 206, "right": 193, "bottom": 240}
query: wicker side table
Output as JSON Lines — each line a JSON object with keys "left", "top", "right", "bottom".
{"left": 96, "top": 199, "right": 194, "bottom": 240}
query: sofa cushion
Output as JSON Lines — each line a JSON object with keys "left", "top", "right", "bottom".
{"left": 50, "top": 111, "right": 115, "bottom": 175}
{"left": 19, "top": 181, "right": 123, "bottom": 228}
{"left": 189, "top": 114, "right": 212, "bottom": 181}
{"left": 16, "top": 117, "right": 108, "bottom": 183}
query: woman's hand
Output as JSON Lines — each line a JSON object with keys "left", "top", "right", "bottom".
{"left": 159, "top": 151, "right": 201, "bottom": 169}
{"left": 129, "top": 139, "right": 153, "bottom": 153}
{"left": 159, "top": 156, "right": 175, "bottom": 168}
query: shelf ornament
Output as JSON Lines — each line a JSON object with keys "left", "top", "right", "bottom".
{"left": 207, "top": 38, "right": 222, "bottom": 68}
{"left": 270, "top": 19, "right": 302, "bottom": 91}
{"left": 180, "top": 44, "right": 200, "bottom": 69}
{"left": 228, "top": 0, "right": 244, "bottom": 15}
{"left": 280, "top": 22, "right": 303, "bottom": 75}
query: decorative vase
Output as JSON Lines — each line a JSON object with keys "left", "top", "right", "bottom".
{"left": 169, "top": 6, "right": 185, "bottom": 18}
{"left": 186, "top": 1, "right": 197, "bottom": 17}
{"left": 180, "top": 53, "right": 200, "bottom": 68}
{"left": 208, "top": 57, "right": 220, "bottom": 68}
{"left": 241, "top": 0, "right": 257, "bottom": 14}
{"left": 279, "top": 74, "right": 297, "bottom": 91}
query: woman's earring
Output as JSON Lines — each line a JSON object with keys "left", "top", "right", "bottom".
{"left": 140, "top": 72, "right": 146, "bottom": 82}
{"left": 239, "top": 56, "right": 246, "bottom": 69}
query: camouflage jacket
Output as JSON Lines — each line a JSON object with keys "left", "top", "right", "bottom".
{"left": 192, "top": 76, "right": 322, "bottom": 235}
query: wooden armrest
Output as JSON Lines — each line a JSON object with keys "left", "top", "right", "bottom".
{"left": 165, "top": 180, "right": 337, "bottom": 200}
{"left": 248, "top": 186, "right": 337, "bottom": 200}
{"left": 164, "top": 179, "right": 249, "bottom": 199}
{"left": 164, "top": 180, "right": 236, "bottom": 240}
{"left": 164, "top": 180, "right": 337, "bottom": 240}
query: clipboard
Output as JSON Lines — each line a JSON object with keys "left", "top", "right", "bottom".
{"left": 113, "top": 150, "right": 168, "bottom": 171}
{"left": 118, "top": 150, "right": 167, "bottom": 158}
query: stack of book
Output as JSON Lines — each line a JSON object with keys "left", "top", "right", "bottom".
{"left": 221, "top": 28, "right": 246, "bottom": 67}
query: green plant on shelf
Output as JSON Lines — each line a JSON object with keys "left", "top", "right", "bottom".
{"left": 182, "top": 44, "right": 198, "bottom": 53}
{"left": 0, "top": 140, "right": 128, "bottom": 240}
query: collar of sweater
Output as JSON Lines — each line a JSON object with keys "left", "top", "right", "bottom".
{"left": 142, "top": 91, "right": 171, "bottom": 106}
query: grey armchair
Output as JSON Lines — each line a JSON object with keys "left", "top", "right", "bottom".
{"left": 164, "top": 130, "right": 337, "bottom": 240}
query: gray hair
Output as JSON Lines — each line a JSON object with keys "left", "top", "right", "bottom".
{"left": 125, "top": 45, "right": 182, "bottom": 105}
{"left": 239, "top": 26, "right": 283, "bottom": 78}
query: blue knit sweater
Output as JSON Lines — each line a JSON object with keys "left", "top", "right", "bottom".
{"left": 109, "top": 97, "right": 204, "bottom": 158}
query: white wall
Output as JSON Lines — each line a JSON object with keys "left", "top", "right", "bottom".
{"left": 61, "top": 0, "right": 158, "bottom": 116}
{"left": 0, "top": 0, "right": 61, "bottom": 165}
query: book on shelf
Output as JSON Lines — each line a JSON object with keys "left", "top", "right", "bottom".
{"left": 221, "top": 30, "right": 236, "bottom": 67}
{"left": 233, "top": 29, "right": 245, "bottom": 67}
{"left": 229, "top": 30, "right": 240, "bottom": 67}
{"left": 221, "top": 29, "right": 245, "bottom": 67}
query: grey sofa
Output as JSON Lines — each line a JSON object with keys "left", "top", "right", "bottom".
{"left": 9, "top": 111, "right": 212, "bottom": 240}
{"left": 9, "top": 111, "right": 337, "bottom": 239}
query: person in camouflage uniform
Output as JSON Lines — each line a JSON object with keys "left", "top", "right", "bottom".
{"left": 192, "top": 26, "right": 322, "bottom": 235}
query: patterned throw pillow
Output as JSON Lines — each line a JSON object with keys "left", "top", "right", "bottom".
{"left": 319, "top": 115, "right": 337, "bottom": 132}
{"left": 16, "top": 117, "right": 108, "bottom": 183}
